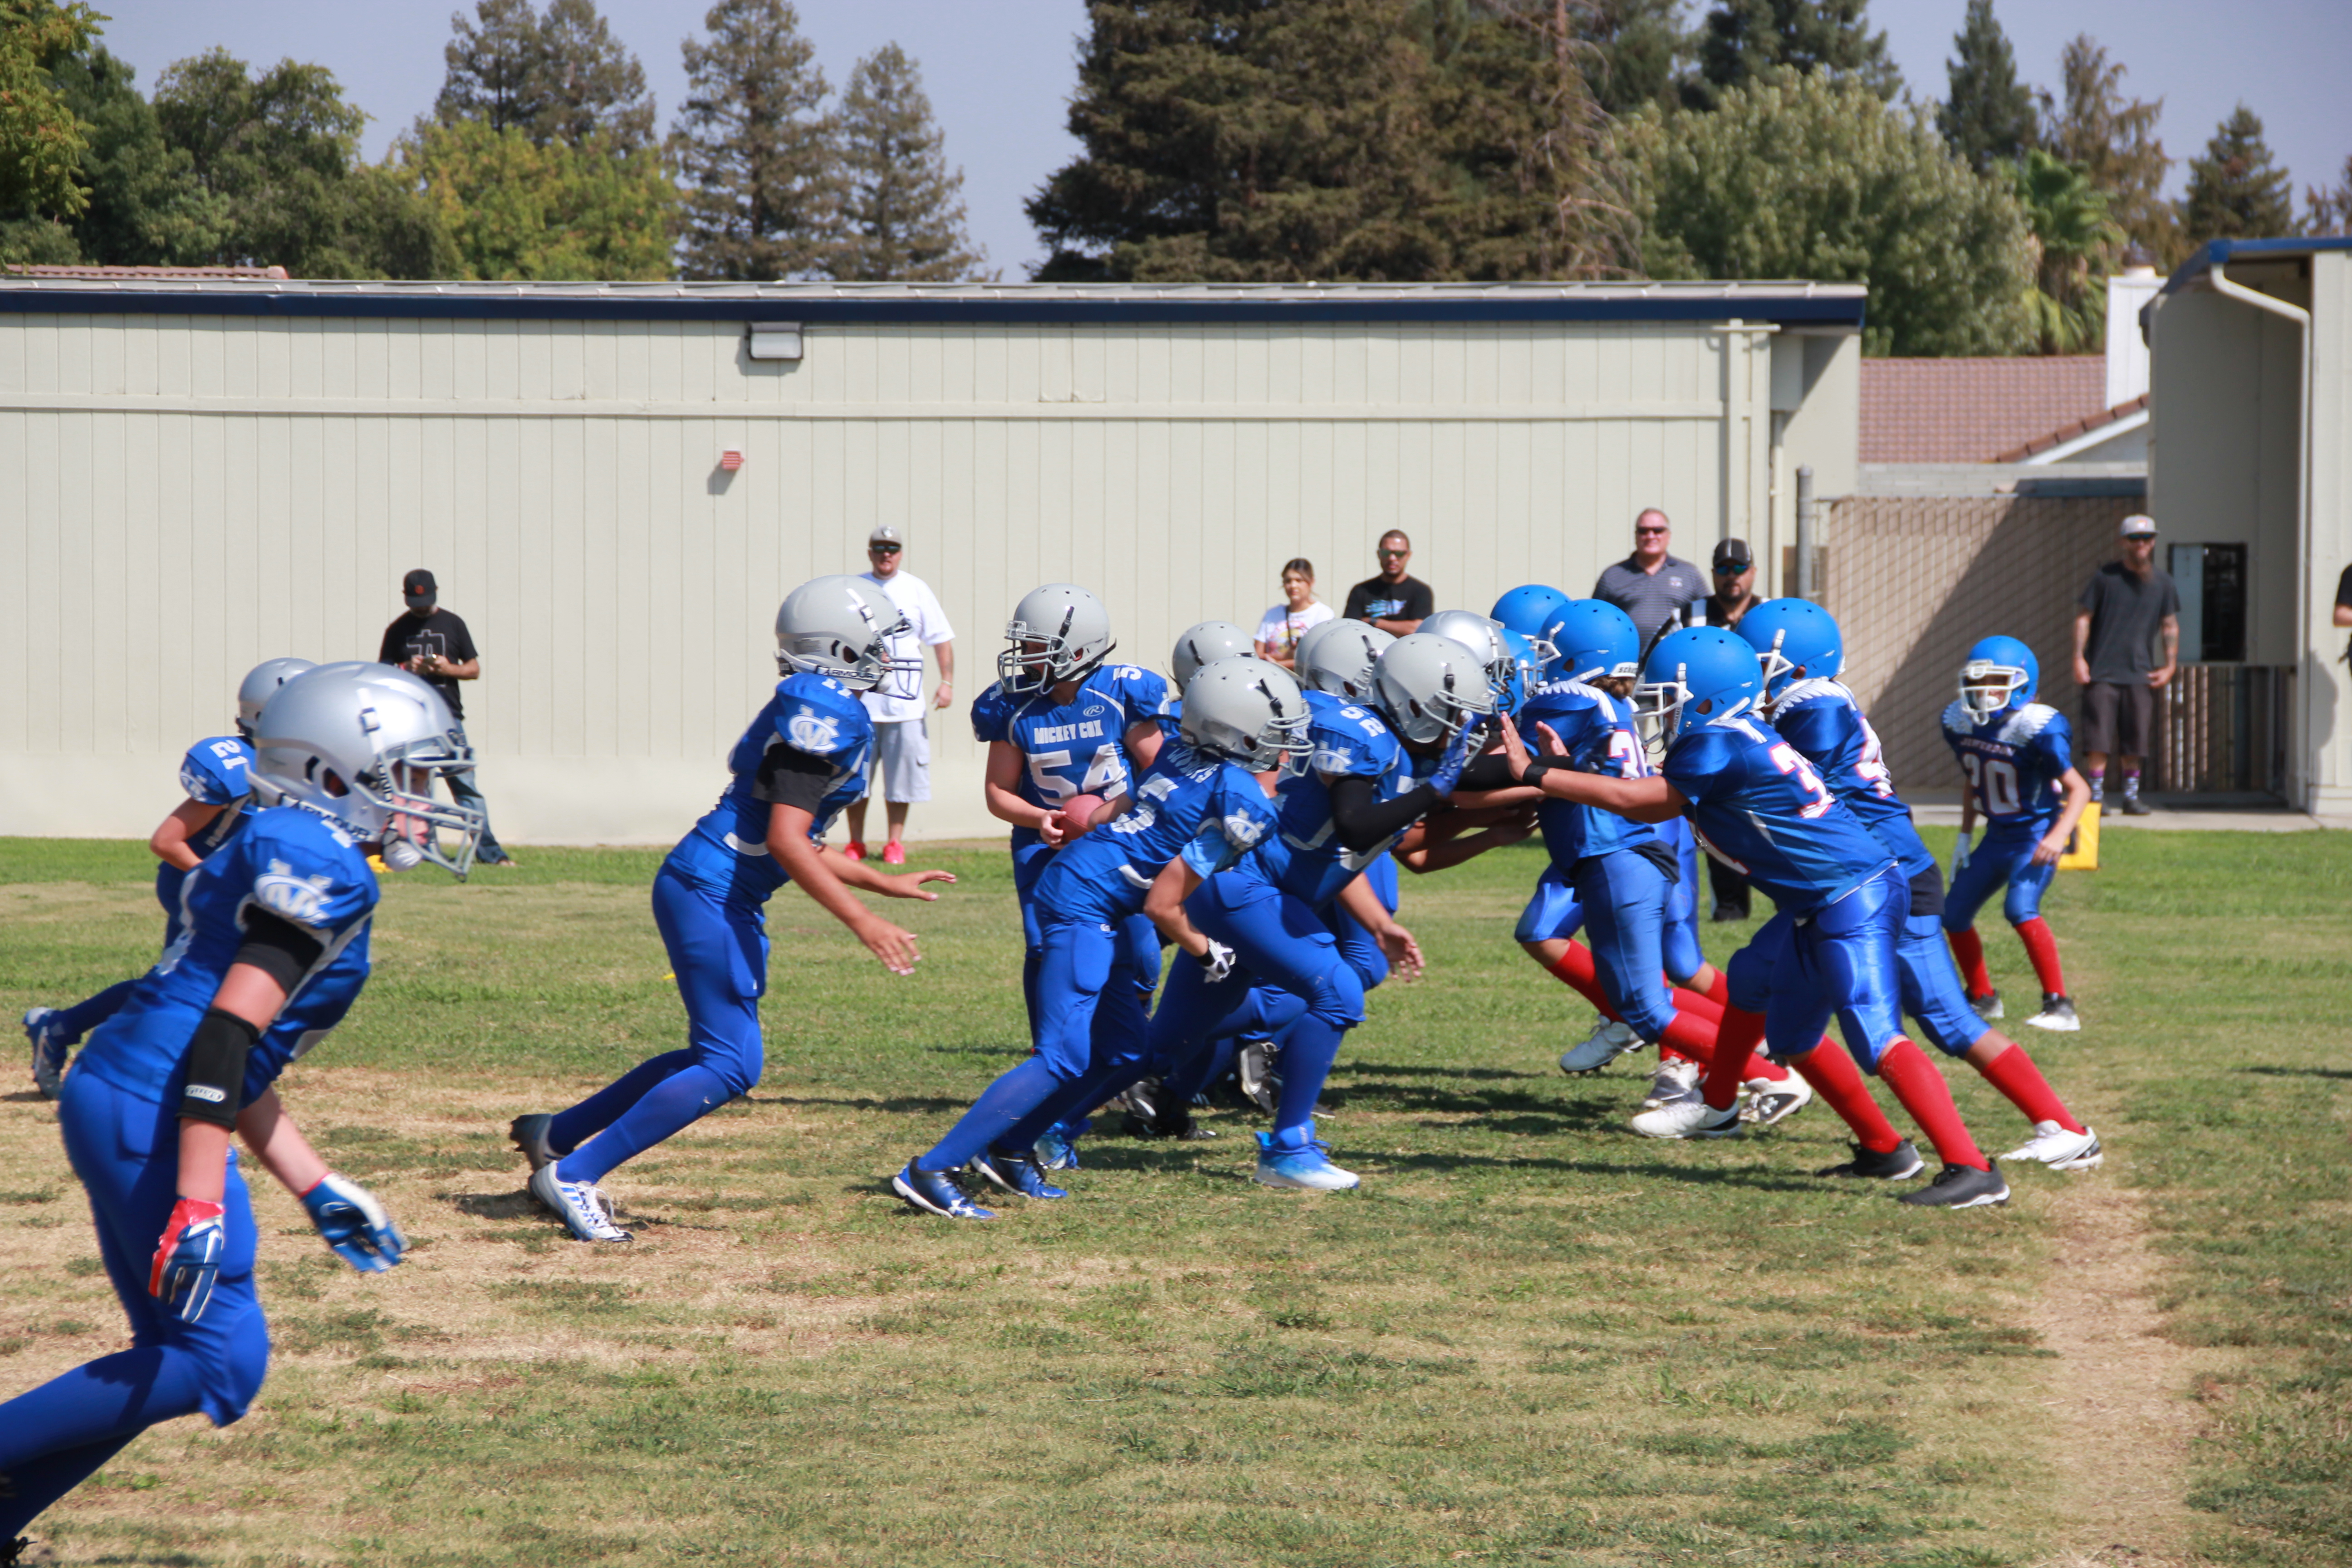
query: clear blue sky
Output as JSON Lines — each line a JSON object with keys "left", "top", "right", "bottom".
{"left": 88, "top": 0, "right": 2352, "bottom": 279}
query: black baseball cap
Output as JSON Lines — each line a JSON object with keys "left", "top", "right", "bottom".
{"left": 402, "top": 568, "right": 437, "bottom": 611}
{"left": 1712, "top": 539, "right": 1753, "bottom": 573}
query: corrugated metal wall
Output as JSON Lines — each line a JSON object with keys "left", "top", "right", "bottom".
{"left": 2, "top": 309, "right": 1844, "bottom": 844}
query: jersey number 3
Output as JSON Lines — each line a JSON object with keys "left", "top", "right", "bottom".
{"left": 1767, "top": 742, "right": 1835, "bottom": 818}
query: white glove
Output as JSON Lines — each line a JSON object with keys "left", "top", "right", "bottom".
{"left": 1203, "top": 940, "right": 1238, "bottom": 984}
{"left": 1950, "top": 835, "right": 1972, "bottom": 878}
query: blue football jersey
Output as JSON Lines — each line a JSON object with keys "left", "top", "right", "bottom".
{"left": 1772, "top": 680, "right": 1934, "bottom": 879}
{"left": 970, "top": 663, "right": 1171, "bottom": 849}
{"left": 666, "top": 674, "right": 876, "bottom": 908}
{"left": 1035, "top": 741, "right": 1278, "bottom": 924}
{"left": 1247, "top": 691, "right": 1413, "bottom": 908}
{"left": 78, "top": 804, "right": 379, "bottom": 1108}
{"left": 1520, "top": 677, "right": 1658, "bottom": 867}
{"left": 1940, "top": 700, "right": 2073, "bottom": 839}
{"left": 1661, "top": 713, "right": 1898, "bottom": 913}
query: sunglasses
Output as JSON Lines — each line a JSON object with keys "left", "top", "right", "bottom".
{"left": 869, "top": 544, "right": 902, "bottom": 554}
{"left": 1713, "top": 564, "right": 1746, "bottom": 575}
{"left": 1636, "top": 527, "right": 1669, "bottom": 537}
{"left": 1377, "top": 549, "right": 1410, "bottom": 559}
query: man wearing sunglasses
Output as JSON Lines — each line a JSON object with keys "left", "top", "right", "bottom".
{"left": 1342, "top": 531, "right": 1432, "bottom": 637}
{"left": 1591, "top": 510, "right": 1705, "bottom": 656}
{"left": 844, "top": 525, "right": 956, "bottom": 864}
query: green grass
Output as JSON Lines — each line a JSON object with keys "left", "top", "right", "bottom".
{"left": 1, "top": 830, "right": 2348, "bottom": 1566}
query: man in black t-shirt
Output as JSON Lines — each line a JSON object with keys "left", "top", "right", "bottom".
{"left": 377, "top": 568, "right": 514, "bottom": 865}
{"left": 2334, "top": 563, "right": 2352, "bottom": 666}
{"left": 1342, "top": 531, "right": 1432, "bottom": 636}
{"left": 2070, "top": 516, "right": 2180, "bottom": 815}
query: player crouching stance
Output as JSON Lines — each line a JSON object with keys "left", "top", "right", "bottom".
{"left": 0, "top": 664, "right": 466, "bottom": 1554}
{"left": 510, "top": 577, "right": 953, "bottom": 1242}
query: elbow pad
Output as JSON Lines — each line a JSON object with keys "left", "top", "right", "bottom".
{"left": 181, "top": 1008, "right": 261, "bottom": 1131}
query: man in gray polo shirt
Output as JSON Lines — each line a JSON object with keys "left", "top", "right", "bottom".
{"left": 1592, "top": 508, "right": 1706, "bottom": 653}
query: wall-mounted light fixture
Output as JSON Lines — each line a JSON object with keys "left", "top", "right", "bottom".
{"left": 748, "top": 322, "right": 803, "bottom": 361}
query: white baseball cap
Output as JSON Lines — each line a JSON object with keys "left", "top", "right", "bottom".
{"left": 2119, "top": 514, "right": 2158, "bottom": 538}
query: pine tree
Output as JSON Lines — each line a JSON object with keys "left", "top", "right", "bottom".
{"left": 433, "top": 0, "right": 655, "bottom": 151}
{"left": 1685, "top": 0, "right": 1899, "bottom": 111}
{"left": 1936, "top": 0, "right": 2034, "bottom": 173}
{"left": 2038, "top": 36, "right": 2176, "bottom": 265}
{"left": 434, "top": 0, "right": 544, "bottom": 137}
{"left": 832, "top": 44, "right": 982, "bottom": 281}
{"left": 2302, "top": 155, "right": 2351, "bottom": 238}
{"left": 671, "top": 0, "right": 838, "bottom": 281}
{"left": 1557, "top": 0, "right": 1686, "bottom": 116}
{"left": 2180, "top": 105, "right": 2296, "bottom": 248}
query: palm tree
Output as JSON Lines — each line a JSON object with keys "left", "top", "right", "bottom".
{"left": 2005, "top": 148, "right": 2125, "bottom": 354}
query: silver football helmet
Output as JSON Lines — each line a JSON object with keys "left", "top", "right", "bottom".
{"left": 250, "top": 662, "right": 486, "bottom": 878}
{"left": 1419, "top": 609, "right": 1516, "bottom": 694}
{"left": 1170, "top": 620, "right": 1252, "bottom": 689}
{"left": 1374, "top": 633, "right": 1499, "bottom": 745}
{"left": 1179, "top": 657, "right": 1313, "bottom": 773}
{"left": 999, "top": 583, "right": 1115, "bottom": 694}
{"left": 775, "top": 574, "right": 908, "bottom": 691}
{"left": 1296, "top": 618, "right": 1395, "bottom": 702}
{"left": 236, "top": 657, "right": 318, "bottom": 737}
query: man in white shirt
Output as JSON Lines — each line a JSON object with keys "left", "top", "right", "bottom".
{"left": 846, "top": 524, "right": 956, "bottom": 864}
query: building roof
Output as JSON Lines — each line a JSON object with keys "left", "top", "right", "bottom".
{"left": 2, "top": 264, "right": 288, "bottom": 280}
{"left": 1858, "top": 355, "right": 2108, "bottom": 464}
{"left": 2162, "top": 236, "right": 2352, "bottom": 295}
{"left": 0, "top": 277, "right": 1869, "bottom": 329}
{"left": 1994, "top": 392, "right": 2151, "bottom": 463}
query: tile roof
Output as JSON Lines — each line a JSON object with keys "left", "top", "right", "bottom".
{"left": 1994, "top": 393, "right": 2151, "bottom": 463}
{"left": 1, "top": 264, "right": 288, "bottom": 280}
{"left": 1859, "top": 355, "right": 2108, "bottom": 463}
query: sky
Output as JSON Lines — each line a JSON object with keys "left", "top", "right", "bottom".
{"left": 86, "top": 0, "right": 2352, "bottom": 280}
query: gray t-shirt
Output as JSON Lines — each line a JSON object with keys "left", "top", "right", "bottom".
{"left": 1592, "top": 554, "right": 1705, "bottom": 649}
{"left": 2078, "top": 561, "right": 2181, "bottom": 683}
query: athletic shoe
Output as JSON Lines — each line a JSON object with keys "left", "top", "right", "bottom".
{"left": 1896, "top": 1160, "right": 2011, "bottom": 1208}
{"left": 892, "top": 1163, "right": 994, "bottom": 1220}
{"left": 1121, "top": 1077, "right": 1166, "bottom": 1125}
{"left": 1559, "top": 1018, "right": 1642, "bottom": 1075}
{"left": 1237, "top": 1038, "right": 1279, "bottom": 1115}
{"left": 529, "top": 1164, "right": 632, "bottom": 1242}
{"left": 1034, "top": 1126, "right": 1082, "bottom": 1171}
{"left": 969, "top": 1149, "right": 1067, "bottom": 1200}
{"left": 1967, "top": 989, "right": 2004, "bottom": 1021}
{"left": 2026, "top": 994, "right": 2081, "bottom": 1033}
{"left": 1629, "top": 1097, "right": 1743, "bottom": 1139}
{"left": 2001, "top": 1120, "right": 2104, "bottom": 1171}
{"left": 1740, "top": 1071, "right": 1813, "bottom": 1127}
{"left": 881, "top": 842, "right": 906, "bottom": 865}
{"left": 2119, "top": 795, "right": 2153, "bottom": 816}
{"left": 1124, "top": 1102, "right": 1218, "bottom": 1141}
{"left": 508, "top": 1112, "right": 559, "bottom": 1171}
{"left": 1253, "top": 1133, "right": 1359, "bottom": 1191}
{"left": 23, "top": 1008, "right": 68, "bottom": 1100}
{"left": 843, "top": 842, "right": 867, "bottom": 862}
{"left": 3, "top": 1534, "right": 61, "bottom": 1565}
{"left": 1640, "top": 1055, "right": 1700, "bottom": 1111}
{"left": 1813, "top": 1139, "right": 1926, "bottom": 1180}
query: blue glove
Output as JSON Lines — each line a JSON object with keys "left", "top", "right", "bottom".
{"left": 1428, "top": 715, "right": 1493, "bottom": 796}
{"left": 302, "top": 1172, "right": 407, "bottom": 1273}
{"left": 150, "top": 1197, "right": 227, "bottom": 1323}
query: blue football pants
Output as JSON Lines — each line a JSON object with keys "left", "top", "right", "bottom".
{"left": 1942, "top": 832, "right": 2056, "bottom": 929}
{"left": 1727, "top": 875, "right": 1911, "bottom": 1069}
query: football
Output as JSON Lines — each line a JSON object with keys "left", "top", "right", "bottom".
{"left": 1056, "top": 793, "right": 1108, "bottom": 837}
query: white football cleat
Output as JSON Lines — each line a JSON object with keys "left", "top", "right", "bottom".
{"left": 2000, "top": 1120, "right": 2103, "bottom": 1171}
{"left": 1559, "top": 1019, "right": 1642, "bottom": 1075}
{"left": 2026, "top": 994, "right": 2082, "bottom": 1032}
{"left": 1740, "top": 1071, "right": 1813, "bottom": 1127}
{"left": 1640, "top": 1056, "right": 1700, "bottom": 1111}
{"left": 529, "top": 1163, "right": 632, "bottom": 1242}
{"left": 1629, "top": 1097, "right": 1743, "bottom": 1140}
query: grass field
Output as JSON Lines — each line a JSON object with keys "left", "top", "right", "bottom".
{"left": 2, "top": 828, "right": 2348, "bottom": 1568}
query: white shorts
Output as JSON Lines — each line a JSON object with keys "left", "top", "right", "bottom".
{"left": 861, "top": 718, "right": 931, "bottom": 803}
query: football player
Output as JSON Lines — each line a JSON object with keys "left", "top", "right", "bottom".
{"left": 892, "top": 657, "right": 1291, "bottom": 1219}
{"left": 1941, "top": 637, "right": 2092, "bottom": 1031}
{"left": 24, "top": 657, "right": 314, "bottom": 1098}
{"left": 1740, "top": 603, "right": 2101, "bottom": 1170}
{"left": 1489, "top": 583, "right": 1572, "bottom": 657}
{"left": 0, "top": 664, "right": 470, "bottom": 1553}
{"left": 508, "top": 577, "right": 954, "bottom": 1243}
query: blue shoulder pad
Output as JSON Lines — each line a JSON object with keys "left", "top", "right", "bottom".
{"left": 180, "top": 735, "right": 255, "bottom": 805}
{"left": 1098, "top": 664, "right": 1173, "bottom": 726}
{"left": 969, "top": 682, "right": 1018, "bottom": 745}
{"left": 1661, "top": 725, "right": 1748, "bottom": 804}
{"left": 773, "top": 673, "right": 874, "bottom": 763}
{"left": 1771, "top": 693, "right": 1851, "bottom": 761}
{"left": 235, "top": 808, "right": 379, "bottom": 933}
{"left": 1306, "top": 692, "right": 1399, "bottom": 779}
{"left": 1179, "top": 767, "right": 1279, "bottom": 878}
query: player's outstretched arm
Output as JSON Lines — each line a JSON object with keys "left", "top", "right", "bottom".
{"left": 150, "top": 798, "right": 225, "bottom": 872}
{"left": 1497, "top": 715, "right": 1683, "bottom": 822}
{"left": 1336, "top": 874, "right": 1424, "bottom": 980}
{"left": 237, "top": 1089, "right": 407, "bottom": 1272}
{"left": 1397, "top": 809, "right": 1537, "bottom": 874}
{"left": 767, "top": 803, "right": 921, "bottom": 975}
{"left": 821, "top": 847, "right": 957, "bottom": 902}
{"left": 2035, "top": 767, "right": 2095, "bottom": 865}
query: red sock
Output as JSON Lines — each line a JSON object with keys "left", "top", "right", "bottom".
{"left": 1744, "top": 1051, "right": 1789, "bottom": 1083}
{"left": 1700, "top": 970, "right": 1731, "bottom": 1009}
{"left": 1976, "top": 1041, "right": 2085, "bottom": 1133}
{"left": 1668, "top": 983, "right": 1723, "bottom": 1024}
{"left": 1658, "top": 1007, "right": 1720, "bottom": 1067}
{"left": 1949, "top": 927, "right": 1993, "bottom": 997}
{"left": 2014, "top": 917, "right": 2067, "bottom": 997}
{"left": 1876, "top": 1039, "right": 1988, "bottom": 1170}
{"left": 1699, "top": 1007, "right": 1768, "bottom": 1110}
{"left": 1539, "top": 944, "right": 1619, "bottom": 1018}
{"left": 1789, "top": 1044, "right": 1903, "bottom": 1153}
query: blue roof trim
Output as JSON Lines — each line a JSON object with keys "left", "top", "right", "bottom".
{"left": 0, "top": 288, "right": 1867, "bottom": 330}
{"left": 2162, "top": 236, "right": 2352, "bottom": 295}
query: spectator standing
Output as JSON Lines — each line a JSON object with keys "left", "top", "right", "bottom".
{"left": 2071, "top": 514, "right": 2180, "bottom": 816}
{"left": 1343, "top": 531, "right": 1433, "bottom": 636}
{"left": 1696, "top": 538, "right": 1765, "bottom": 919}
{"left": 2334, "top": 562, "right": 2352, "bottom": 663}
{"left": 846, "top": 525, "right": 956, "bottom": 864}
{"left": 377, "top": 568, "right": 514, "bottom": 866}
{"left": 1591, "top": 509, "right": 1705, "bottom": 654}
{"left": 1254, "top": 559, "right": 1335, "bottom": 669}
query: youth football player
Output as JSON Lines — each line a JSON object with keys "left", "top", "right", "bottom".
{"left": 509, "top": 577, "right": 954, "bottom": 1243}
{"left": 1941, "top": 636, "right": 2092, "bottom": 1031}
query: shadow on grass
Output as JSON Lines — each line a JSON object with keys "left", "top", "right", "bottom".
{"left": 447, "top": 1191, "right": 542, "bottom": 1220}
{"left": 1345, "top": 1060, "right": 1551, "bottom": 1083}
{"left": 2237, "top": 1064, "right": 2352, "bottom": 1081}
{"left": 754, "top": 1093, "right": 971, "bottom": 1115}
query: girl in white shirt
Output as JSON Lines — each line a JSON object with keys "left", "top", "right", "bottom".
{"left": 1254, "top": 558, "right": 1335, "bottom": 670}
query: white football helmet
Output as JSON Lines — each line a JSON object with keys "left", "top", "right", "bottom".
{"left": 999, "top": 583, "right": 1116, "bottom": 694}
{"left": 775, "top": 574, "right": 908, "bottom": 691}
{"left": 250, "top": 662, "right": 487, "bottom": 878}
{"left": 1374, "top": 633, "right": 1499, "bottom": 745}
{"left": 1296, "top": 618, "right": 1395, "bottom": 702}
{"left": 1180, "top": 657, "right": 1312, "bottom": 773}
{"left": 236, "top": 657, "right": 318, "bottom": 737}
{"left": 1419, "top": 609, "right": 1516, "bottom": 694}
{"left": 1170, "top": 620, "right": 1252, "bottom": 689}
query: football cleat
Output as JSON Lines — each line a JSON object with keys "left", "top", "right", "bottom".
{"left": 1034, "top": 1125, "right": 1082, "bottom": 1171}
{"left": 1814, "top": 1139, "right": 1926, "bottom": 1181}
{"left": 1640, "top": 1055, "right": 1700, "bottom": 1111}
{"left": 1120, "top": 1076, "right": 1166, "bottom": 1125}
{"left": 1253, "top": 1133, "right": 1359, "bottom": 1191}
{"left": 1740, "top": 1071, "right": 1813, "bottom": 1127}
{"left": 1629, "top": 1097, "right": 1743, "bottom": 1140}
{"left": 1237, "top": 1038, "right": 1279, "bottom": 1115}
{"left": 1559, "top": 1018, "right": 1642, "bottom": 1076}
{"left": 2026, "top": 994, "right": 2081, "bottom": 1032}
{"left": 892, "top": 1164, "right": 994, "bottom": 1220}
{"left": 969, "top": 1149, "right": 1067, "bottom": 1200}
{"left": 1967, "top": 989, "right": 2004, "bottom": 1021}
{"left": 1122, "top": 1101, "right": 1219, "bottom": 1141}
{"left": 2000, "top": 1120, "right": 2103, "bottom": 1171}
{"left": 24, "top": 1007, "right": 69, "bottom": 1100}
{"left": 1896, "top": 1160, "right": 2011, "bottom": 1209}
{"left": 529, "top": 1164, "right": 632, "bottom": 1242}
{"left": 508, "top": 1113, "right": 559, "bottom": 1171}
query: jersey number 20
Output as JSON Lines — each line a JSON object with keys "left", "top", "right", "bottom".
{"left": 1960, "top": 752, "right": 2023, "bottom": 815}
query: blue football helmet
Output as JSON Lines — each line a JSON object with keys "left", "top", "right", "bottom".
{"left": 1541, "top": 601, "right": 1640, "bottom": 685}
{"left": 1959, "top": 635, "right": 2039, "bottom": 718}
{"left": 1490, "top": 585, "right": 1571, "bottom": 662}
{"left": 1736, "top": 600, "right": 1844, "bottom": 704}
{"left": 1637, "top": 626, "right": 1763, "bottom": 748}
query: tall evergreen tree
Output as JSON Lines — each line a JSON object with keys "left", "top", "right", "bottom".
{"left": 2038, "top": 36, "right": 2176, "bottom": 265}
{"left": 1548, "top": 0, "right": 1686, "bottom": 116}
{"left": 1684, "top": 0, "right": 1898, "bottom": 111}
{"left": 2307, "top": 155, "right": 2352, "bottom": 238}
{"left": 2179, "top": 105, "right": 2296, "bottom": 248}
{"left": 434, "top": 0, "right": 543, "bottom": 137}
{"left": 1936, "top": 0, "right": 2034, "bottom": 172}
{"left": 433, "top": 0, "right": 655, "bottom": 151}
{"left": 671, "top": 0, "right": 837, "bottom": 281}
{"left": 832, "top": 44, "right": 982, "bottom": 281}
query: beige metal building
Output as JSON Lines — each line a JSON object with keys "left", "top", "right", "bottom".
{"left": 0, "top": 279, "right": 1862, "bottom": 844}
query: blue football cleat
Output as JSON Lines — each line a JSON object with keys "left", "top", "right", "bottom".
{"left": 1034, "top": 1124, "right": 1083, "bottom": 1171}
{"left": 1253, "top": 1132, "right": 1360, "bottom": 1191}
{"left": 892, "top": 1164, "right": 994, "bottom": 1220}
{"left": 24, "top": 1007, "right": 69, "bottom": 1100}
{"left": 969, "top": 1148, "right": 1067, "bottom": 1200}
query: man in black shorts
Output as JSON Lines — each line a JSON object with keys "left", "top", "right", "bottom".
{"left": 2071, "top": 515, "right": 2180, "bottom": 815}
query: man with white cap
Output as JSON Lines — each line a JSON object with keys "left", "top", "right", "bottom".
{"left": 846, "top": 525, "right": 956, "bottom": 862}
{"left": 2071, "top": 514, "right": 2179, "bottom": 816}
